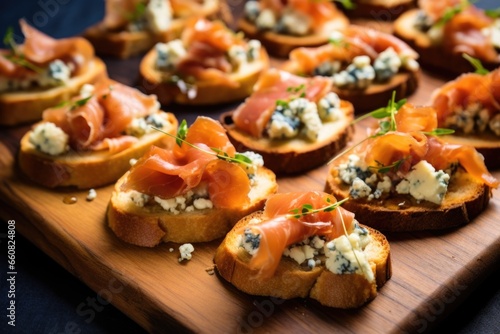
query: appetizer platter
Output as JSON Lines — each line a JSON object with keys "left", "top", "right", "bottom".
{"left": 1, "top": 1, "right": 499, "bottom": 333}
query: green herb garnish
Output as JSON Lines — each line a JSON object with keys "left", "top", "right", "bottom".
{"left": 421, "top": 128, "right": 455, "bottom": 136}
{"left": 368, "top": 157, "right": 410, "bottom": 174}
{"left": 70, "top": 96, "right": 93, "bottom": 110}
{"left": 432, "top": 0, "right": 476, "bottom": 28}
{"left": 333, "top": 0, "right": 355, "bottom": 10}
{"left": 485, "top": 7, "right": 500, "bottom": 18}
{"left": 126, "top": 2, "right": 146, "bottom": 23}
{"left": 462, "top": 53, "right": 489, "bottom": 75}
{"left": 2, "top": 26, "right": 44, "bottom": 73}
{"left": 152, "top": 122, "right": 254, "bottom": 168}
{"left": 288, "top": 197, "right": 349, "bottom": 219}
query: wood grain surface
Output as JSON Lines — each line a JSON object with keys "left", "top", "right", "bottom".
{"left": 1, "top": 10, "right": 499, "bottom": 334}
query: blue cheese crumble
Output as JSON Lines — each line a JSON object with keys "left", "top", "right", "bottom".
{"left": 29, "top": 122, "right": 69, "bottom": 156}
{"left": 324, "top": 231, "right": 374, "bottom": 282}
{"left": 179, "top": 243, "right": 195, "bottom": 262}
{"left": 395, "top": 160, "right": 450, "bottom": 204}
{"left": 266, "top": 94, "right": 340, "bottom": 141}
{"left": 126, "top": 113, "right": 169, "bottom": 137}
{"left": 443, "top": 102, "right": 500, "bottom": 136}
{"left": 245, "top": 0, "right": 311, "bottom": 36}
{"left": 155, "top": 40, "right": 187, "bottom": 71}
{"left": 332, "top": 55, "right": 376, "bottom": 89}
{"left": 337, "top": 154, "right": 451, "bottom": 204}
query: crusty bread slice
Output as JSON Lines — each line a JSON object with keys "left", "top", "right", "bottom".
{"left": 0, "top": 58, "right": 107, "bottom": 126}
{"left": 325, "top": 161, "right": 493, "bottom": 232}
{"left": 18, "top": 112, "right": 178, "bottom": 189}
{"left": 214, "top": 211, "right": 391, "bottom": 308}
{"left": 341, "top": 0, "right": 415, "bottom": 19}
{"left": 107, "top": 166, "right": 278, "bottom": 247}
{"left": 220, "top": 100, "right": 355, "bottom": 175}
{"left": 139, "top": 46, "right": 270, "bottom": 105}
{"left": 281, "top": 61, "right": 420, "bottom": 112}
{"left": 237, "top": 15, "right": 349, "bottom": 58}
{"left": 84, "top": 0, "right": 221, "bottom": 59}
{"left": 393, "top": 9, "right": 500, "bottom": 75}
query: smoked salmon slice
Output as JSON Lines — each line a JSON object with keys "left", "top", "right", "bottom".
{"left": 358, "top": 103, "right": 499, "bottom": 188}
{"left": 42, "top": 77, "right": 159, "bottom": 152}
{"left": 121, "top": 116, "right": 253, "bottom": 209}
{"left": 243, "top": 191, "right": 355, "bottom": 279}
{"left": 1, "top": 19, "right": 94, "bottom": 78}
{"left": 231, "top": 69, "right": 332, "bottom": 138}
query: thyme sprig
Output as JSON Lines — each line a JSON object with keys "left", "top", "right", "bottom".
{"left": 329, "top": 91, "right": 405, "bottom": 164}
{"left": 368, "top": 157, "right": 410, "bottom": 174}
{"left": 276, "top": 83, "right": 307, "bottom": 107}
{"left": 2, "top": 27, "right": 44, "bottom": 73}
{"left": 328, "top": 91, "right": 455, "bottom": 167}
{"left": 287, "top": 197, "right": 349, "bottom": 219}
{"left": 152, "top": 121, "right": 254, "bottom": 167}
{"left": 462, "top": 53, "right": 489, "bottom": 75}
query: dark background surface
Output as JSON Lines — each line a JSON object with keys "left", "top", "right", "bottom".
{"left": 1, "top": 0, "right": 499, "bottom": 333}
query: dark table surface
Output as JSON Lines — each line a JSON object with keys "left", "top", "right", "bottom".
{"left": 1, "top": 1, "right": 499, "bottom": 333}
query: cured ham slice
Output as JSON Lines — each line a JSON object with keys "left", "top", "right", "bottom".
{"left": 243, "top": 191, "right": 355, "bottom": 279}
{"left": 231, "top": 69, "right": 332, "bottom": 138}
{"left": 42, "top": 77, "right": 159, "bottom": 152}
{"left": 121, "top": 116, "right": 252, "bottom": 209}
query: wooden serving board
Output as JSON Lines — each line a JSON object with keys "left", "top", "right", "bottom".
{"left": 1, "top": 102, "right": 499, "bottom": 333}
{"left": 1, "top": 22, "right": 500, "bottom": 334}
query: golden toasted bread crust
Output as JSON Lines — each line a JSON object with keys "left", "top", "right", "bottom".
{"left": 214, "top": 211, "right": 391, "bottom": 308}
{"left": 237, "top": 15, "right": 349, "bottom": 58}
{"left": 393, "top": 9, "right": 500, "bottom": 75}
{"left": 220, "top": 101, "right": 355, "bottom": 175}
{"left": 325, "top": 162, "right": 493, "bottom": 231}
{"left": 107, "top": 167, "right": 278, "bottom": 247}
{"left": 18, "top": 112, "right": 178, "bottom": 189}
{"left": 0, "top": 58, "right": 107, "bottom": 126}
{"left": 139, "top": 46, "right": 270, "bottom": 105}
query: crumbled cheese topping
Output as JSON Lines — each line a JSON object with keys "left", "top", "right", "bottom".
{"left": 325, "top": 232, "right": 374, "bottom": 282}
{"left": 337, "top": 154, "right": 451, "bottom": 204}
{"left": 179, "top": 243, "right": 195, "bottom": 262}
{"left": 332, "top": 55, "right": 376, "bottom": 89}
{"left": 29, "top": 122, "right": 69, "bottom": 156}
{"left": 155, "top": 40, "right": 187, "bottom": 71}
{"left": 125, "top": 113, "right": 168, "bottom": 137}
{"left": 86, "top": 188, "right": 97, "bottom": 201}
{"left": 144, "top": 0, "right": 173, "bottom": 33}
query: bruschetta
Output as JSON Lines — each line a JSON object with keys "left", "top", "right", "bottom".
{"left": 139, "top": 17, "right": 270, "bottom": 105}
{"left": 107, "top": 116, "right": 278, "bottom": 246}
{"left": 0, "top": 19, "right": 107, "bottom": 126}
{"left": 84, "top": 0, "right": 222, "bottom": 59}
{"left": 325, "top": 98, "right": 499, "bottom": 232}
{"left": 431, "top": 64, "right": 500, "bottom": 169}
{"left": 220, "top": 68, "right": 354, "bottom": 175}
{"left": 238, "top": 0, "right": 349, "bottom": 58}
{"left": 281, "top": 25, "right": 420, "bottom": 112}
{"left": 214, "top": 191, "right": 391, "bottom": 308}
{"left": 393, "top": 0, "right": 500, "bottom": 74}
{"left": 18, "top": 77, "right": 178, "bottom": 189}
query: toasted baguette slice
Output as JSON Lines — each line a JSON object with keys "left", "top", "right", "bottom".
{"left": 84, "top": 0, "right": 221, "bottom": 59}
{"left": 139, "top": 46, "right": 270, "bottom": 105}
{"left": 237, "top": 16, "right": 349, "bottom": 58}
{"left": 393, "top": 9, "right": 500, "bottom": 75}
{"left": 214, "top": 211, "right": 391, "bottom": 308}
{"left": 281, "top": 61, "right": 420, "bottom": 112}
{"left": 0, "top": 58, "right": 107, "bottom": 126}
{"left": 220, "top": 100, "right": 354, "bottom": 175}
{"left": 18, "top": 112, "right": 177, "bottom": 189}
{"left": 341, "top": 0, "right": 415, "bottom": 19}
{"left": 325, "top": 165, "right": 493, "bottom": 232}
{"left": 107, "top": 167, "right": 278, "bottom": 247}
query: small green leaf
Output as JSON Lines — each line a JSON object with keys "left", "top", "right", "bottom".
{"left": 485, "top": 8, "right": 500, "bottom": 18}
{"left": 334, "top": 0, "right": 355, "bottom": 10}
{"left": 286, "top": 197, "right": 349, "bottom": 219}
{"left": 462, "top": 53, "right": 489, "bottom": 75}
{"left": 71, "top": 96, "right": 92, "bottom": 110}
{"left": 422, "top": 128, "right": 456, "bottom": 136}
{"left": 176, "top": 119, "right": 188, "bottom": 146}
